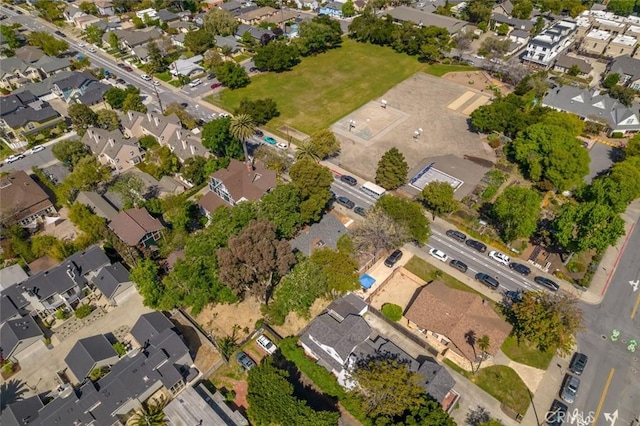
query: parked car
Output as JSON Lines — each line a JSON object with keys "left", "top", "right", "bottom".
{"left": 354, "top": 206, "right": 367, "bottom": 217}
{"left": 569, "top": 353, "right": 588, "bottom": 376}
{"left": 88, "top": 47, "right": 96, "bottom": 53}
{"left": 117, "top": 62, "right": 125, "bottom": 68}
{"left": 449, "top": 259, "right": 468, "bottom": 273}
{"left": 254, "top": 129, "right": 264, "bottom": 137}
{"left": 28, "top": 146, "right": 45, "bottom": 154}
{"left": 509, "top": 262, "right": 531, "bottom": 276}
{"left": 445, "top": 229, "right": 466, "bottom": 242}
{"left": 263, "top": 136, "right": 276, "bottom": 145}
{"left": 250, "top": 67, "right": 259, "bottom": 72}
{"left": 207, "top": 74, "right": 216, "bottom": 80}
{"left": 560, "top": 374, "right": 580, "bottom": 404}
{"left": 152, "top": 80, "right": 160, "bottom": 86}
{"left": 236, "top": 351, "right": 256, "bottom": 371}
{"left": 123, "top": 66, "right": 133, "bottom": 72}
{"left": 256, "top": 335, "right": 277, "bottom": 355}
{"left": 141, "top": 74, "right": 152, "bottom": 81}
{"left": 116, "top": 78, "right": 126, "bottom": 84}
{"left": 546, "top": 399, "right": 568, "bottom": 425}
{"left": 276, "top": 142, "right": 287, "bottom": 150}
{"left": 211, "top": 82, "right": 223, "bottom": 90}
{"left": 5, "top": 154, "right": 25, "bottom": 163}
{"left": 488, "top": 250, "right": 510, "bottom": 266}
{"left": 384, "top": 249, "right": 403, "bottom": 267}
{"left": 534, "top": 276, "right": 560, "bottom": 292}
{"left": 429, "top": 248, "right": 448, "bottom": 262}
{"left": 505, "top": 290, "right": 524, "bottom": 303}
{"left": 188, "top": 78, "right": 201, "bottom": 87}
{"left": 340, "top": 175, "right": 357, "bottom": 186}
{"left": 54, "top": 30, "right": 66, "bottom": 38}
{"left": 465, "top": 239, "right": 487, "bottom": 253}
{"left": 336, "top": 196, "right": 355, "bottom": 209}
{"left": 475, "top": 272, "right": 499, "bottom": 289}
{"left": 180, "top": 102, "right": 188, "bottom": 108}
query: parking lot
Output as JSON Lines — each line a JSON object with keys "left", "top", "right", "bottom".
{"left": 330, "top": 73, "right": 496, "bottom": 182}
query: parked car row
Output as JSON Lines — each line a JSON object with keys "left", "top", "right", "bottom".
{"left": 331, "top": 175, "right": 367, "bottom": 217}
{"left": 235, "top": 334, "right": 279, "bottom": 371}
{"left": 4, "top": 146, "right": 45, "bottom": 164}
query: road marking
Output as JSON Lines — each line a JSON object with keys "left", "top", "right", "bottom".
{"left": 632, "top": 293, "right": 640, "bottom": 319}
{"left": 593, "top": 368, "right": 615, "bottom": 426}
{"left": 631, "top": 280, "right": 639, "bottom": 292}
{"left": 604, "top": 409, "right": 618, "bottom": 426}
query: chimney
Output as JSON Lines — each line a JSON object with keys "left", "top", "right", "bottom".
{"left": 153, "top": 116, "right": 159, "bottom": 127}
{"left": 66, "top": 263, "right": 76, "bottom": 281}
{"left": 181, "top": 139, "right": 187, "bottom": 150}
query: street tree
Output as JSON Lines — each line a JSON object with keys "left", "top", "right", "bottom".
{"left": 253, "top": 41, "right": 300, "bottom": 72}
{"left": 164, "top": 102, "right": 197, "bottom": 130}
{"left": 96, "top": 109, "right": 120, "bottom": 131}
{"left": 257, "top": 184, "right": 303, "bottom": 238}
{"left": 146, "top": 41, "right": 166, "bottom": 73}
{"left": 510, "top": 291, "right": 584, "bottom": 355}
{"left": 0, "top": 25, "right": 21, "bottom": 49}
{"left": 289, "top": 159, "right": 333, "bottom": 223}
{"left": 309, "top": 129, "right": 340, "bottom": 160}
{"left": 84, "top": 24, "right": 104, "bottom": 44}
{"left": 111, "top": 174, "right": 145, "bottom": 208}
{"left": 52, "top": 139, "right": 89, "bottom": 168}
{"left": 492, "top": 186, "right": 541, "bottom": 242}
{"left": 181, "top": 156, "right": 208, "bottom": 185}
{"left": 34, "top": 0, "right": 64, "bottom": 22}
{"left": 376, "top": 195, "right": 430, "bottom": 244}
{"left": 215, "top": 61, "right": 250, "bottom": 89}
{"left": 183, "top": 28, "right": 214, "bottom": 54}
{"left": 294, "top": 140, "right": 320, "bottom": 162}
{"left": 229, "top": 113, "right": 255, "bottom": 163}
{"left": 27, "top": 31, "right": 68, "bottom": 56}
{"left": 109, "top": 31, "right": 119, "bottom": 50}
{"left": 217, "top": 220, "right": 296, "bottom": 300}
{"left": 122, "top": 93, "right": 147, "bottom": 113}
{"left": 553, "top": 202, "right": 625, "bottom": 253}
{"left": 352, "top": 209, "right": 409, "bottom": 254}
{"left": 581, "top": 156, "right": 640, "bottom": 213}
{"left": 419, "top": 181, "right": 458, "bottom": 219}
{"left": 204, "top": 8, "right": 239, "bottom": 36}
{"left": 375, "top": 147, "right": 408, "bottom": 190}
{"left": 235, "top": 98, "right": 280, "bottom": 125}
{"left": 310, "top": 247, "right": 359, "bottom": 298}
{"left": 342, "top": 0, "right": 356, "bottom": 17}
{"left": 68, "top": 103, "right": 98, "bottom": 136}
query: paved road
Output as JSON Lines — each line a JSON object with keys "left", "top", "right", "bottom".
{"left": 1, "top": 132, "right": 78, "bottom": 173}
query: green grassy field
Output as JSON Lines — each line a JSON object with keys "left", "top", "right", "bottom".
{"left": 501, "top": 335, "right": 555, "bottom": 370}
{"left": 209, "top": 39, "right": 473, "bottom": 136}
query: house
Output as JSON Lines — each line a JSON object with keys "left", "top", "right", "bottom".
{"left": 235, "top": 23, "right": 275, "bottom": 43}
{"left": 102, "top": 28, "right": 163, "bottom": 52}
{"left": 129, "top": 169, "right": 185, "bottom": 198}
{"left": 581, "top": 29, "right": 611, "bottom": 55}
{"left": 63, "top": 4, "right": 84, "bottom": 24}
{"left": 553, "top": 54, "right": 592, "bottom": 77}
{"left": 64, "top": 334, "right": 120, "bottom": 382}
{"left": 74, "top": 14, "right": 102, "bottom": 30}
{"left": 109, "top": 207, "right": 165, "bottom": 247}
{"left": 82, "top": 127, "right": 144, "bottom": 173}
{"left": 0, "top": 396, "right": 44, "bottom": 426}
{"left": 492, "top": 0, "right": 514, "bottom": 16}
{"left": 490, "top": 13, "right": 534, "bottom": 32}
{"left": 0, "top": 91, "right": 63, "bottom": 144}
{"left": 13, "top": 70, "right": 76, "bottom": 101}
{"left": 169, "top": 55, "right": 204, "bottom": 76}
{"left": 0, "top": 246, "right": 111, "bottom": 319}
{"left": 171, "top": 32, "right": 186, "bottom": 48}
{"left": 96, "top": 0, "right": 114, "bottom": 16}
{"left": 169, "top": 19, "right": 196, "bottom": 34}
{"left": 14, "top": 46, "right": 46, "bottom": 64}
{"left": 291, "top": 212, "right": 348, "bottom": 256}
{"left": 605, "top": 34, "right": 637, "bottom": 58}
{"left": 264, "top": 9, "right": 299, "bottom": 26}
{"left": 0, "top": 57, "right": 41, "bottom": 89}
{"left": 0, "top": 170, "right": 56, "bottom": 227}
{"left": 237, "top": 6, "right": 277, "bottom": 25}
{"left": 405, "top": 281, "right": 512, "bottom": 366}
{"left": 75, "top": 191, "right": 119, "bottom": 220}
{"left": 214, "top": 35, "right": 243, "bottom": 53}
{"left": 294, "top": 0, "right": 319, "bottom": 10}
{"left": 220, "top": 0, "right": 243, "bottom": 13}
{"left": 51, "top": 71, "right": 101, "bottom": 104}
{"left": 299, "top": 294, "right": 458, "bottom": 408}
{"left": 508, "top": 28, "right": 530, "bottom": 44}
{"left": 384, "top": 6, "right": 468, "bottom": 35}
{"left": 33, "top": 56, "right": 72, "bottom": 78}
{"left": 130, "top": 311, "right": 174, "bottom": 347}
{"left": 319, "top": 2, "right": 343, "bottom": 18}
{"left": 202, "top": 0, "right": 225, "bottom": 10}
{"left": 0, "top": 264, "right": 29, "bottom": 291}
{"left": 135, "top": 8, "right": 158, "bottom": 20}
{"left": 91, "top": 262, "right": 135, "bottom": 306}
{"left": 198, "top": 159, "right": 277, "bottom": 217}
{"left": 0, "top": 315, "right": 44, "bottom": 361}
{"left": 542, "top": 85, "right": 640, "bottom": 135}
{"left": 522, "top": 19, "right": 577, "bottom": 68}
{"left": 132, "top": 45, "right": 150, "bottom": 63}
{"left": 607, "top": 54, "right": 640, "bottom": 89}
{"left": 157, "top": 8, "right": 180, "bottom": 23}
{"left": 164, "top": 384, "right": 249, "bottom": 426}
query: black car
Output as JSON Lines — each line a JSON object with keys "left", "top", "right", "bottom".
{"left": 354, "top": 206, "right": 367, "bottom": 217}
{"left": 505, "top": 290, "right": 524, "bottom": 303}
{"left": 509, "top": 262, "right": 531, "bottom": 276}
{"left": 15, "top": 9, "right": 22, "bottom": 14}
{"left": 340, "top": 175, "right": 357, "bottom": 186}
{"left": 534, "top": 276, "right": 559, "bottom": 292}
{"left": 449, "top": 259, "right": 468, "bottom": 273}
{"left": 115, "top": 78, "right": 126, "bottom": 84}
{"left": 207, "top": 74, "right": 216, "bottom": 80}
{"left": 465, "top": 239, "right": 487, "bottom": 253}
{"left": 475, "top": 272, "right": 499, "bottom": 289}
{"left": 117, "top": 63, "right": 126, "bottom": 68}
{"left": 569, "top": 353, "right": 588, "bottom": 376}
{"left": 236, "top": 351, "right": 256, "bottom": 371}
{"left": 196, "top": 118, "right": 206, "bottom": 126}
{"left": 336, "top": 196, "right": 355, "bottom": 209}
{"left": 446, "top": 229, "right": 466, "bottom": 242}
{"left": 0, "top": 15, "right": 7, "bottom": 20}
{"left": 250, "top": 67, "right": 259, "bottom": 72}
{"left": 254, "top": 129, "right": 264, "bottom": 137}
{"left": 180, "top": 102, "right": 188, "bottom": 108}
{"left": 384, "top": 249, "right": 403, "bottom": 267}
{"left": 54, "top": 30, "right": 66, "bottom": 38}
{"left": 546, "top": 399, "right": 568, "bottom": 425}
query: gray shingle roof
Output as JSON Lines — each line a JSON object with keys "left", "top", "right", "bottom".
{"left": 0, "top": 315, "right": 43, "bottom": 358}
{"left": 291, "top": 212, "right": 348, "bottom": 256}
{"left": 0, "top": 92, "right": 61, "bottom": 128}
{"left": 384, "top": 6, "right": 468, "bottom": 34}
{"left": 554, "top": 54, "right": 592, "bottom": 74}
{"left": 1, "top": 295, "right": 20, "bottom": 323}
{"left": 76, "top": 81, "right": 109, "bottom": 105}
{"left": 0, "top": 395, "right": 44, "bottom": 426}
{"left": 157, "top": 8, "right": 179, "bottom": 22}
{"left": 235, "top": 23, "right": 274, "bottom": 40}
{"left": 53, "top": 71, "right": 96, "bottom": 92}
{"left": 608, "top": 54, "right": 640, "bottom": 81}
{"left": 130, "top": 311, "right": 174, "bottom": 346}
{"left": 91, "top": 262, "right": 130, "bottom": 299}
{"left": 64, "top": 334, "right": 118, "bottom": 380}
{"left": 33, "top": 56, "right": 71, "bottom": 74}
{"left": 491, "top": 12, "right": 534, "bottom": 31}
{"left": 418, "top": 358, "right": 456, "bottom": 404}
{"left": 13, "top": 70, "right": 76, "bottom": 98}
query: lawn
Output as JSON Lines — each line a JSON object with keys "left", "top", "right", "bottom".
{"left": 404, "top": 256, "right": 485, "bottom": 297}
{"left": 501, "top": 335, "right": 555, "bottom": 370}
{"left": 209, "top": 39, "right": 473, "bottom": 136}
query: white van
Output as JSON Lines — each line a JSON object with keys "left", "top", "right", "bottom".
{"left": 188, "top": 79, "right": 201, "bottom": 87}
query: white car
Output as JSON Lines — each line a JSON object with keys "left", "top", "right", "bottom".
{"left": 188, "top": 78, "right": 201, "bottom": 87}
{"left": 78, "top": 42, "right": 85, "bottom": 47}
{"left": 276, "top": 142, "right": 287, "bottom": 150}
{"left": 152, "top": 80, "right": 160, "bottom": 86}
{"left": 5, "top": 154, "right": 25, "bottom": 163}
{"left": 256, "top": 334, "right": 277, "bottom": 354}
{"left": 429, "top": 248, "right": 448, "bottom": 262}
{"left": 28, "top": 146, "right": 45, "bottom": 154}
{"left": 141, "top": 74, "right": 152, "bottom": 81}
{"left": 488, "top": 250, "right": 510, "bottom": 266}
{"left": 218, "top": 112, "right": 230, "bottom": 118}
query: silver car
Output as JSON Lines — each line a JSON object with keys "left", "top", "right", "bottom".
{"left": 560, "top": 374, "right": 580, "bottom": 404}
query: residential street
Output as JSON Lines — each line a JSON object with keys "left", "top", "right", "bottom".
{"left": 1, "top": 131, "right": 77, "bottom": 172}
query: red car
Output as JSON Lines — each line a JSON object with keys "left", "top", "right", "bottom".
{"left": 123, "top": 66, "right": 133, "bottom": 72}
{"left": 211, "top": 82, "right": 223, "bottom": 90}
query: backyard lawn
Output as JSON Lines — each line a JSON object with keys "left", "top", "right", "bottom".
{"left": 404, "top": 256, "right": 487, "bottom": 298}
{"left": 501, "top": 335, "right": 555, "bottom": 370}
{"left": 209, "top": 39, "right": 473, "bottom": 136}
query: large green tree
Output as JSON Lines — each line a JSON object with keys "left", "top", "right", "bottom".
{"left": 470, "top": 93, "right": 546, "bottom": 138}
{"left": 581, "top": 157, "right": 640, "bottom": 213}
{"left": 215, "top": 61, "right": 250, "bottom": 89}
{"left": 203, "top": 7, "right": 239, "bottom": 36}
{"left": 309, "top": 129, "right": 340, "bottom": 160}
{"left": 96, "top": 109, "right": 120, "bottom": 131}
{"left": 376, "top": 195, "right": 430, "bottom": 244}
{"left": 553, "top": 202, "right": 625, "bottom": 253}
{"left": 253, "top": 41, "right": 300, "bottom": 72}
{"left": 492, "top": 186, "right": 541, "bottom": 242}
{"left": 51, "top": 139, "right": 89, "bottom": 168}
{"left": 84, "top": 24, "right": 104, "bottom": 44}
{"left": 375, "top": 147, "right": 408, "bottom": 190}
{"left": 418, "top": 181, "right": 458, "bottom": 219}
{"left": 183, "top": 28, "right": 214, "bottom": 54}
{"left": 146, "top": 41, "right": 166, "bottom": 73}
{"left": 352, "top": 209, "right": 408, "bottom": 254}
{"left": 235, "top": 98, "right": 280, "bottom": 125}
{"left": 27, "top": 31, "right": 68, "bottom": 56}
{"left": 202, "top": 116, "right": 242, "bottom": 158}
{"left": 229, "top": 113, "right": 255, "bottom": 163}
{"left": 289, "top": 159, "right": 333, "bottom": 223}
{"left": 59, "top": 156, "right": 111, "bottom": 202}
{"left": 310, "top": 247, "right": 359, "bottom": 298}
{"left": 0, "top": 25, "right": 21, "bottom": 49}
{"left": 257, "top": 184, "right": 303, "bottom": 238}
{"left": 296, "top": 15, "right": 342, "bottom": 56}
{"left": 122, "top": 92, "right": 147, "bottom": 113}
{"left": 606, "top": 0, "right": 635, "bottom": 16}
{"left": 68, "top": 103, "right": 98, "bottom": 136}
{"left": 130, "top": 259, "right": 165, "bottom": 308}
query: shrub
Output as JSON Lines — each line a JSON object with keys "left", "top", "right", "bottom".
{"left": 488, "top": 138, "right": 502, "bottom": 149}
{"left": 55, "top": 309, "right": 68, "bottom": 320}
{"left": 566, "top": 259, "right": 586, "bottom": 273}
{"left": 611, "top": 132, "right": 624, "bottom": 138}
{"left": 2, "top": 362, "right": 15, "bottom": 376}
{"left": 113, "top": 342, "right": 127, "bottom": 356}
{"left": 381, "top": 303, "right": 403, "bottom": 322}
{"left": 89, "top": 367, "right": 107, "bottom": 381}
{"left": 75, "top": 304, "right": 93, "bottom": 319}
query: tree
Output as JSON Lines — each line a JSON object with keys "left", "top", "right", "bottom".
{"left": 84, "top": 26, "right": 104, "bottom": 46}
{"left": 247, "top": 358, "right": 340, "bottom": 426}
{"left": 296, "top": 15, "right": 342, "bottom": 56}
{"left": 463, "top": 0, "right": 492, "bottom": 23}
{"left": 164, "top": 102, "right": 197, "bottom": 130}
{"left": 181, "top": 156, "right": 208, "bottom": 185}
{"left": 253, "top": 41, "right": 300, "bottom": 72}
{"left": 111, "top": 174, "right": 145, "bottom": 208}
{"left": 289, "top": 159, "right": 333, "bottom": 223}
{"left": 294, "top": 140, "right": 320, "bottom": 162}
{"left": 204, "top": 8, "right": 239, "bottom": 36}
{"left": 235, "top": 98, "right": 280, "bottom": 125}
{"left": 419, "top": 181, "right": 458, "bottom": 219}
{"left": 139, "top": 134, "right": 159, "bottom": 150}
{"left": 130, "top": 259, "right": 165, "bottom": 308}
{"left": 342, "top": 0, "right": 356, "bottom": 17}
{"left": 109, "top": 31, "right": 119, "bottom": 50}
{"left": 510, "top": 291, "right": 584, "bottom": 355}
{"left": 375, "top": 147, "right": 408, "bottom": 190}
{"left": 183, "top": 28, "right": 214, "bottom": 54}
{"left": 310, "top": 247, "right": 359, "bottom": 298}
{"left": 553, "top": 202, "right": 625, "bottom": 253}
{"left": 0, "top": 25, "right": 21, "bottom": 49}
{"left": 496, "top": 23, "right": 509, "bottom": 36}
{"left": 540, "top": 110, "right": 584, "bottom": 136}
{"left": 68, "top": 103, "right": 98, "bottom": 136}
{"left": 96, "top": 109, "right": 120, "bottom": 131}
{"left": 567, "top": 64, "right": 581, "bottom": 77}
{"left": 470, "top": 94, "right": 546, "bottom": 138}
{"left": 475, "top": 335, "right": 490, "bottom": 372}
{"left": 34, "top": 0, "right": 64, "bottom": 22}
{"left": 79, "top": 1, "right": 99, "bottom": 15}
{"left": 508, "top": 124, "right": 590, "bottom": 191}
{"left": 257, "top": 184, "right": 303, "bottom": 238}
{"left": 27, "top": 31, "right": 68, "bottom": 56}
{"left": 609, "top": 85, "right": 636, "bottom": 107}
{"left": 466, "top": 406, "right": 504, "bottom": 426}
{"left": 602, "top": 73, "right": 620, "bottom": 89}
{"left": 104, "top": 87, "right": 128, "bottom": 109}
{"left": 122, "top": 93, "right": 147, "bottom": 113}
{"left": 229, "top": 113, "right": 255, "bottom": 163}
{"left": 128, "top": 396, "right": 168, "bottom": 426}
{"left": 52, "top": 139, "right": 89, "bottom": 168}
{"left": 582, "top": 157, "right": 640, "bottom": 213}
{"left": 59, "top": 156, "right": 111, "bottom": 202}
{"left": 492, "top": 186, "right": 541, "bottom": 242}
{"left": 376, "top": 195, "right": 430, "bottom": 244}
{"left": 511, "top": 0, "right": 533, "bottom": 18}
{"left": 68, "top": 203, "right": 106, "bottom": 242}
{"left": 202, "top": 116, "right": 242, "bottom": 158}
{"left": 453, "top": 31, "right": 474, "bottom": 55}
{"left": 217, "top": 220, "right": 296, "bottom": 300}
{"left": 215, "top": 61, "right": 250, "bottom": 89}
{"left": 352, "top": 209, "right": 408, "bottom": 254}
{"left": 253, "top": 145, "right": 289, "bottom": 174}
{"left": 626, "top": 134, "right": 640, "bottom": 158}
{"left": 146, "top": 41, "right": 166, "bottom": 73}
{"left": 607, "top": 0, "right": 635, "bottom": 16}
{"left": 478, "top": 36, "right": 511, "bottom": 59}
{"left": 309, "top": 129, "right": 340, "bottom": 160}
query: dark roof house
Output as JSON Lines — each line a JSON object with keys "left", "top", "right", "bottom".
{"left": 109, "top": 207, "right": 165, "bottom": 247}
{"left": 0, "top": 170, "right": 56, "bottom": 226}
{"left": 291, "top": 212, "right": 348, "bottom": 256}
{"left": 164, "top": 384, "right": 249, "bottom": 426}
{"left": 130, "top": 311, "right": 174, "bottom": 347}
{"left": 607, "top": 54, "right": 640, "bottom": 89}
{"left": 90, "top": 262, "right": 133, "bottom": 306}
{"left": 75, "top": 191, "right": 119, "bottom": 220}
{"left": 64, "top": 334, "right": 120, "bottom": 381}
{"left": 0, "top": 395, "right": 44, "bottom": 426}
{"left": 385, "top": 6, "right": 467, "bottom": 34}
{"left": 0, "top": 315, "right": 44, "bottom": 360}
{"left": 554, "top": 54, "right": 593, "bottom": 75}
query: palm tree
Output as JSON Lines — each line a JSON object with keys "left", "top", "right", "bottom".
{"left": 294, "top": 140, "right": 320, "bottom": 162}
{"left": 128, "top": 396, "right": 168, "bottom": 426}
{"left": 476, "top": 335, "right": 491, "bottom": 373}
{"left": 229, "top": 113, "right": 255, "bottom": 164}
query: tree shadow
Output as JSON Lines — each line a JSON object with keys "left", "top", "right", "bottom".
{"left": 0, "top": 379, "right": 28, "bottom": 410}
{"left": 608, "top": 147, "right": 625, "bottom": 163}
{"left": 464, "top": 330, "right": 477, "bottom": 360}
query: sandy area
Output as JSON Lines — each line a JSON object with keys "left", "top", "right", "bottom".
{"left": 442, "top": 70, "right": 512, "bottom": 95}
{"left": 270, "top": 297, "right": 331, "bottom": 338}
{"left": 195, "top": 299, "right": 263, "bottom": 341}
